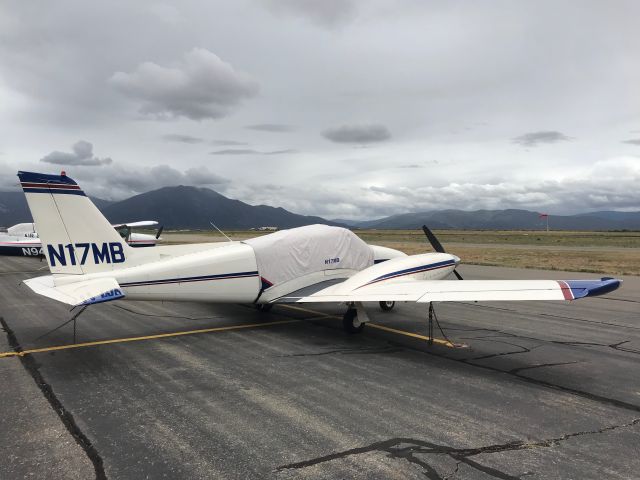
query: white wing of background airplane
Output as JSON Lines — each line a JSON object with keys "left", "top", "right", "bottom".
{"left": 111, "top": 220, "right": 159, "bottom": 228}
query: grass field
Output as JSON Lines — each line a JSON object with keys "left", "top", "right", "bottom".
{"left": 161, "top": 229, "right": 640, "bottom": 276}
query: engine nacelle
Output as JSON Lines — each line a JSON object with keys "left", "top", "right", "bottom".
{"left": 330, "top": 252, "right": 459, "bottom": 294}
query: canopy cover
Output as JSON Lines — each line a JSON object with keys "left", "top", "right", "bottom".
{"left": 244, "top": 224, "right": 374, "bottom": 287}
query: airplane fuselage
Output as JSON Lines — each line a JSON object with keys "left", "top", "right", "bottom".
{"left": 49, "top": 241, "right": 456, "bottom": 304}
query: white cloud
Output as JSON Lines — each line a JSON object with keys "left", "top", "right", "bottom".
{"left": 228, "top": 157, "right": 640, "bottom": 218}
{"left": 109, "top": 48, "right": 258, "bottom": 120}
{"left": 40, "top": 141, "right": 112, "bottom": 166}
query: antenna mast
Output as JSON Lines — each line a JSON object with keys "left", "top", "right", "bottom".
{"left": 210, "top": 221, "right": 233, "bottom": 242}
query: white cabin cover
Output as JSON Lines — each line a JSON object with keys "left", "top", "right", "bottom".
{"left": 244, "top": 225, "right": 373, "bottom": 287}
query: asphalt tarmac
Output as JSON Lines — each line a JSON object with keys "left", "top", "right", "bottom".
{"left": 0, "top": 255, "right": 638, "bottom": 479}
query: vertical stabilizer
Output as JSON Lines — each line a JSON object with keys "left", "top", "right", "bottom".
{"left": 18, "top": 171, "right": 132, "bottom": 275}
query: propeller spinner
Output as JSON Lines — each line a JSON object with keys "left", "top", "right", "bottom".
{"left": 422, "top": 225, "right": 464, "bottom": 280}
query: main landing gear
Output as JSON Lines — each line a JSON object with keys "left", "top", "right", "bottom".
{"left": 342, "top": 308, "right": 365, "bottom": 334}
{"left": 255, "top": 303, "right": 273, "bottom": 312}
{"left": 343, "top": 301, "right": 395, "bottom": 334}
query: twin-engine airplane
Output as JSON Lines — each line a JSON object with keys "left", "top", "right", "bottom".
{"left": 0, "top": 220, "right": 162, "bottom": 257}
{"left": 17, "top": 171, "right": 621, "bottom": 333}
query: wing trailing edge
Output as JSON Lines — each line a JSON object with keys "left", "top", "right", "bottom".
{"left": 287, "top": 278, "right": 621, "bottom": 303}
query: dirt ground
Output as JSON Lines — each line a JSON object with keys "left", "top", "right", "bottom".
{"left": 158, "top": 229, "right": 639, "bottom": 276}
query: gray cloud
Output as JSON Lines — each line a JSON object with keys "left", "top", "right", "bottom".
{"left": 2, "top": 1, "right": 640, "bottom": 220}
{"left": 162, "top": 134, "right": 204, "bottom": 144}
{"left": 211, "top": 149, "right": 260, "bottom": 155}
{"left": 322, "top": 124, "right": 391, "bottom": 144}
{"left": 261, "top": 0, "right": 357, "bottom": 27}
{"left": 72, "top": 164, "right": 230, "bottom": 200}
{"left": 512, "top": 131, "right": 572, "bottom": 147}
{"left": 212, "top": 140, "right": 249, "bottom": 146}
{"left": 246, "top": 124, "right": 293, "bottom": 132}
{"left": 109, "top": 48, "right": 259, "bottom": 120}
{"left": 210, "top": 148, "right": 296, "bottom": 155}
{"left": 622, "top": 139, "right": 640, "bottom": 145}
{"left": 264, "top": 149, "right": 296, "bottom": 155}
{"left": 40, "top": 141, "right": 113, "bottom": 166}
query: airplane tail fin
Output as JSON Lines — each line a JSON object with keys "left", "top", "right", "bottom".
{"left": 18, "top": 171, "right": 133, "bottom": 275}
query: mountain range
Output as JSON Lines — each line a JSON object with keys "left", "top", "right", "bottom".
{"left": 1, "top": 188, "right": 639, "bottom": 231}
{"left": 335, "top": 209, "right": 640, "bottom": 231}
{"left": 0, "top": 187, "right": 340, "bottom": 230}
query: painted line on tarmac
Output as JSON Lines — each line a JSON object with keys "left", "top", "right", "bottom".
{"left": 280, "top": 304, "right": 454, "bottom": 347}
{"left": 0, "top": 319, "right": 298, "bottom": 358}
{"left": 0, "top": 305, "right": 454, "bottom": 358}
{"left": 366, "top": 323, "right": 454, "bottom": 347}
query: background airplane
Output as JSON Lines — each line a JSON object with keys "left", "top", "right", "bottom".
{"left": 16, "top": 171, "right": 621, "bottom": 333}
{"left": 0, "top": 220, "right": 162, "bottom": 257}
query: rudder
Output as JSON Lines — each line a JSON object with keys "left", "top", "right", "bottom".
{"left": 18, "top": 171, "right": 132, "bottom": 275}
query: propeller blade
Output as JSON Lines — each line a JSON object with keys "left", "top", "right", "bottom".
{"left": 155, "top": 225, "right": 164, "bottom": 240}
{"left": 422, "top": 225, "right": 446, "bottom": 253}
{"left": 453, "top": 269, "right": 464, "bottom": 280}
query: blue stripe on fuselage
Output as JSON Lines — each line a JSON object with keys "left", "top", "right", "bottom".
{"left": 361, "top": 259, "right": 455, "bottom": 287}
{"left": 120, "top": 271, "right": 259, "bottom": 288}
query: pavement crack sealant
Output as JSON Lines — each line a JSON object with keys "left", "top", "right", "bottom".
{"left": 0, "top": 317, "right": 107, "bottom": 480}
{"left": 277, "top": 419, "right": 640, "bottom": 479}
{"left": 508, "top": 361, "right": 581, "bottom": 375}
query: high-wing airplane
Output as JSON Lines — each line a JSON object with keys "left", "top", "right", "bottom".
{"left": 0, "top": 219, "right": 162, "bottom": 257}
{"left": 16, "top": 171, "right": 621, "bottom": 333}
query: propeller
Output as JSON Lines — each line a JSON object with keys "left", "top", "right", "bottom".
{"left": 422, "top": 225, "right": 463, "bottom": 280}
{"left": 155, "top": 225, "right": 164, "bottom": 240}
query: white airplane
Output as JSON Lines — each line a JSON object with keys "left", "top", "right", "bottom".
{"left": 16, "top": 171, "right": 621, "bottom": 333}
{"left": 0, "top": 220, "right": 162, "bottom": 257}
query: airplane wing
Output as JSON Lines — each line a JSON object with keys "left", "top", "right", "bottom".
{"left": 111, "top": 220, "right": 159, "bottom": 228}
{"left": 276, "top": 278, "right": 621, "bottom": 303}
{"left": 23, "top": 276, "right": 125, "bottom": 306}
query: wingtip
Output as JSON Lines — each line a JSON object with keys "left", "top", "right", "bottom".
{"left": 564, "top": 278, "right": 622, "bottom": 299}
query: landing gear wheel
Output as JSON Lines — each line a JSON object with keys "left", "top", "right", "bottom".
{"left": 379, "top": 301, "right": 395, "bottom": 311}
{"left": 255, "top": 303, "right": 273, "bottom": 312}
{"left": 343, "top": 308, "right": 365, "bottom": 334}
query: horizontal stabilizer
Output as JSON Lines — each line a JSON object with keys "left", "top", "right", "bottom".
{"left": 23, "top": 276, "right": 125, "bottom": 306}
{"left": 288, "top": 278, "right": 621, "bottom": 303}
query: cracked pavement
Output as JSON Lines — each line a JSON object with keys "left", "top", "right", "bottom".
{"left": 0, "top": 258, "right": 639, "bottom": 479}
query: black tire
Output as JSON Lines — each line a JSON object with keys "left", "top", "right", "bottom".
{"left": 379, "top": 301, "right": 395, "bottom": 311}
{"left": 255, "top": 303, "right": 273, "bottom": 312}
{"left": 343, "top": 308, "right": 365, "bottom": 334}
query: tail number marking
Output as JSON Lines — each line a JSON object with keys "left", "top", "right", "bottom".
{"left": 101, "top": 289, "right": 122, "bottom": 299}
{"left": 47, "top": 243, "right": 125, "bottom": 266}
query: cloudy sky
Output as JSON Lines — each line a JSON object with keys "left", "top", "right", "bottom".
{"left": 1, "top": 0, "right": 639, "bottom": 219}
